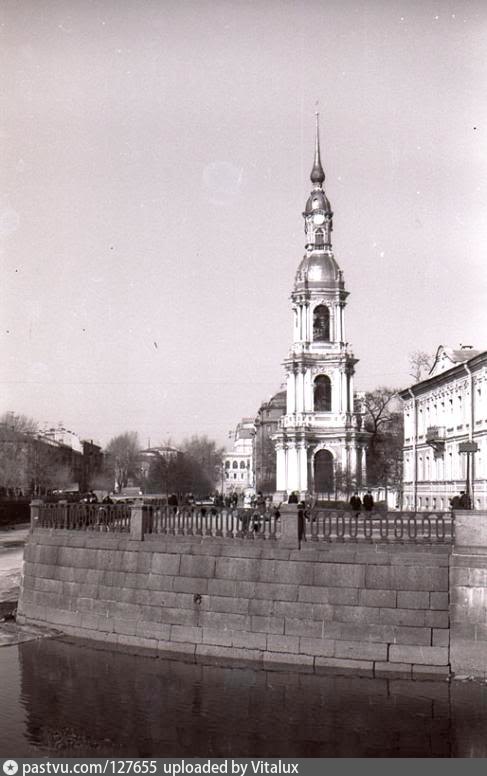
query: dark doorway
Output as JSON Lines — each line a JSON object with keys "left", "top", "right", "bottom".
{"left": 314, "top": 449, "right": 334, "bottom": 495}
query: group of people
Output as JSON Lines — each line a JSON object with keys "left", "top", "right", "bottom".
{"left": 349, "top": 490, "right": 375, "bottom": 514}
{"left": 450, "top": 491, "right": 472, "bottom": 510}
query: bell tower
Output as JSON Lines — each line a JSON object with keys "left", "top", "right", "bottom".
{"left": 274, "top": 115, "right": 369, "bottom": 500}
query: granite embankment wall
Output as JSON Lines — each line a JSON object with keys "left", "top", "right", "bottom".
{"left": 17, "top": 528, "right": 451, "bottom": 678}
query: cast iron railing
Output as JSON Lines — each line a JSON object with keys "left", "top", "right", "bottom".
{"left": 144, "top": 505, "right": 280, "bottom": 540}
{"left": 37, "top": 502, "right": 131, "bottom": 532}
{"left": 303, "top": 509, "right": 454, "bottom": 543}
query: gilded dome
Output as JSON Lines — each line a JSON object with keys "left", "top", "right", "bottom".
{"left": 294, "top": 250, "right": 342, "bottom": 289}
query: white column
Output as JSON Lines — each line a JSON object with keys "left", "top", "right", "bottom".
{"left": 287, "top": 372, "right": 295, "bottom": 415}
{"left": 276, "top": 443, "right": 287, "bottom": 492}
{"left": 287, "top": 444, "right": 299, "bottom": 492}
{"left": 299, "top": 443, "right": 308, "bottom": 492}
{"left": 304, "top": 303, "right": 310, "bottom": 342}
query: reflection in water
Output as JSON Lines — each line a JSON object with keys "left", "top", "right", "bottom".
{"left": 0, "top": 637, "right": 486, "bottom": 756}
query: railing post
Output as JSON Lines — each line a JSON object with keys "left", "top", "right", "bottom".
{"left": 130, "top": 501, "right": 145, "bottom": 541}
{"left": 278, "top": 503, "right": 300, "bottom": 549}
{"left": 30, "top": 499, "right": 43, "bottom": 531}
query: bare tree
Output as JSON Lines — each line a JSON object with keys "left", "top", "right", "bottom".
{"left": 409, "top": 351, "right": 433, "bottom": 382}
{"left": 105, "top": 432, "right": 141, "bottom": 492}
{"left": 363, "top": 388, "right": 403, "bottom": 497}
{"left": 0, "top": 412, "right": 39, "bottom": 493}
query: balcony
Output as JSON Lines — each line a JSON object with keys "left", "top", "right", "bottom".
{"left": 426, "top": 426, "right": 446, "bottom": 454}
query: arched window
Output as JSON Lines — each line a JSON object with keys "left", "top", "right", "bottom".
{"left": 240, "top": 461, "right": 246, "bottom": 469}
{"left": 314, "top": 375, "right": 332, "bottom": 412}
{"left": 232, "top": 461, "right": 238, "bottom": 469}
{"left": 313, "top": 305, "right": 330, "bottom": 342}
{"left": 225, "top": 460, "right": 230, "bottom": 469}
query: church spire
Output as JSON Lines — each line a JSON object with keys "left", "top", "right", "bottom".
{"left": 310, "top": 112, "right": 325, "bottom": 187}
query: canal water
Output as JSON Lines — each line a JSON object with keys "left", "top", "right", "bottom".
{"left": 1, "top": 637, "right": 487, "bottom": 758}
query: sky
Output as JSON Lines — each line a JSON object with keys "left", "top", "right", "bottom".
{"left": 1, "top": 0, "right": 487, "bottom": 451}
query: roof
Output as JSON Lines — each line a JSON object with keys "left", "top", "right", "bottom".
{"left": 399, "top": 345, "right": 486, "bottom": 398}
{"left": 294, "top": 250, "right": 342, "bottom": 290}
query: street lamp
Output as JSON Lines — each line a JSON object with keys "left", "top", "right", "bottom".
{"left": 459, "top": 440, "right": 479, "bottom": 509}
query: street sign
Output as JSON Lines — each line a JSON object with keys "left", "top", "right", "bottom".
{"left": 459, "top": 441, "right": 479, "bottom": 453}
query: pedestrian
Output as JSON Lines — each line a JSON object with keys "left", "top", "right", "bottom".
{"left": 349, "top": 491, "right": 362, "bottom": 515}
{"left": 168, "top": 493, "right": 178, "bottom": 514}
{"left": 459, "top": 491, "right": 471, "bottom": 509}
{"left": 363, "top": 490, "right": 374, "bottom": 512}
{"left": 288, "top": 491, "right": 298, "bottom": 504}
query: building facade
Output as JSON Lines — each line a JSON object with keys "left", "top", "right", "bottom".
{"left": 273, "top": 117, "right": 368, "bottom": 500}
{"left": 400, "top": 346, "right": 487, "bottom": 511}
{"left": 223, "top": 418, "right": 254, "bottom": 495}
{"left": 254, "top": 389, "right": 286, "bottom": 494}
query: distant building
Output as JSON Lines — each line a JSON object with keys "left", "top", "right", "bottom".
{"left": 254, "top": 390, "right": 286, "bottom": 493}
{"left": 400, "top": 345, "right": 487, "bottom": 511}
{"left": 223, "top": 419, "right": 255, "bottom": 495}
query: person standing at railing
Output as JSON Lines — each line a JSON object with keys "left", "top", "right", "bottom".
{"left": 363, "top": 490, "right": 374, "bottom": 512}
{"left": 349, "top": 491, "right": 362, "bottom": 516}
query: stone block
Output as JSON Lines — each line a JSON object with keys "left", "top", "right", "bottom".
{"left": 450, "top": 639, "right": 487, "bottom": 677}
{"left": 215, "top": 557, "right": 260, "bottom": 582}
{"left": 359, "top": 589, "right": 396, "bottom": 608}
{"left": 151, "top": 552, "right": 181, "bottom": 575}
{"left": 159, "top": 608, "right": 197, "bottom": 626}
{"left": 139, "top": 605, "right": 163, "bottom": 624}
{"left": 394, "top": 565, "right": 449, "bottom": 592}
{"left": 146, "top": 574, "right": 175, "bottom": 592}
{"left": 136, "top": 552, "right": 153, "bottom": 573}
{"left": 389, "top": 645, "right": 449, "bottom": 665}
{"left": 273, "top": 600, "right": 314, "bottom": 619}
{"left": 173, "top": 577, "right": 209, "bottom": 595}
{"left": 424, "top": 610, "right": 449, "bottom": 628}
{"left": 314, "top": 657, "right": 374, "bottom": 677}
{"left": 180, "top": 554, "right": 216, "bottom": 578}
{"left": 171, "top": 625, "right": 203, "bottom": 643}
{"left": 156, "top": 640, "right": 196, "bottom": 660}
{"left": 80, "top": 612, "right": 113, "bottom": 632}
{"left": 116, "top": 634, "right": 158, "bottom": 651}
{"left": 301, "top": 586, "right": 360, "bottom": 605}
{"left": 274, "top": 561, "right": 310, "bottom": 585}
{"left": 208, "top": 578, "right": 236, "bottom": 597}
{"left": 396, "top": 591, "right": 430, "bottom": 610}
{"left": 236, "top": 581, "right": 297, "bottom": 602}
{"left": 334, "top": 640, "right": 388, "bottom": 662}
{"left": 263, "top": 652, "right": 314, "bottom": 673}
{"left": 199, "top": 611, "right": 250, "bottom": 632}
{"left": 432, "top": 629, "right": 450, "bottom": 647}
{"left": 196, "top": 643, "right": 263, "bottom": 668}
{"left": 284, "top": 618, "right": 322, "bottom": 638}
{"left": 374, "top": 662, "right": 412, "bottom": 678}
{"left": 430, "top": 592, "right": 449, "bottom": 610}
{"left": 322, "top": 621, "right": 394, "bottom": 644}
{"left": 267, "top": 634, "right": 300, "bottom": 654}
{"left": 231, "top": 631, "right": 267, "bottom": 650}
{"left": 112, "top": 618, "right": 138, "bottom": 636}
{"left": 365, "top": 565, "right": 393, "bottom": 590}
{"left": 313, "top": 563, "right": 365, "bottom": 588}
{"left": 208, "top": 595, "right": 249, "bottom": 615}
{"left": 251, "top": 615, "right": 284, "bottom": 634}
{"left": 334, "top": 605, "right": 381, "bottom": 625}
{"left": 202, "top": 627, "right": 234, "bottom": 647}
{"left": 120, "top": 551, "right": 139, "bottom": 572}
{"left": 136, "top": 621, "right": 171, "bottom": 641}
{"left": 299, "top": 637, "right": 335, "bottom": 657}
{"left": 412, "top": 664, "right": 451, "bottom": 679}
{"left": 379, "top": 608, "right": 426, "bottom": 627}
{"left": 392, "top": 625, "right": 432, "bottom": 646}
{"left": 249, "top": 599, "right": 274, "bottom": 616}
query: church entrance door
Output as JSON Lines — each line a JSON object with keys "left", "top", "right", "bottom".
{"left": 314, "top": 450, "right": 334, "bottom": 498}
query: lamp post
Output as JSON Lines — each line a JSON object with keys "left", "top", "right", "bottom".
{"left": 459, "top": 440, "right": 479, "bottom": 509}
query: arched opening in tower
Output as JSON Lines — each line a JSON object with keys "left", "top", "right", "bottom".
{"left": 314, "top": 449, "right": 334, "bottom": 496}
{"left": 313, "top": 305, "right": 330, "bottom": 342}
{"left": 314, "top": 374, "right": 332, "bottom": 411}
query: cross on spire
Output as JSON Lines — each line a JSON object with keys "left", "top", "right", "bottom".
{"left": 310, "top": 111, "right": 325, "bottom": 187}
